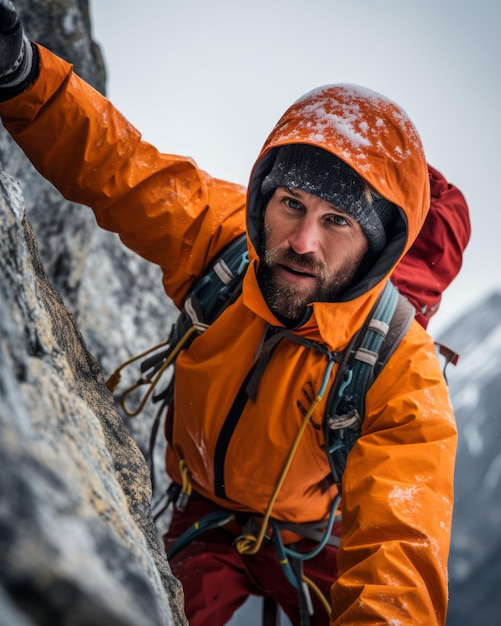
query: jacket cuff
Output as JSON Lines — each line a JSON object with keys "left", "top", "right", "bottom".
{"left": 0, "top": 42, "right": 40, "bottom": 102}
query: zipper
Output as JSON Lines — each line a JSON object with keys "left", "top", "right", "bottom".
{"left": 212, "top": 324, "right": 319, "bottom": 499}
{"left": 213, "top": 363, "right": 257, "bottom": 499}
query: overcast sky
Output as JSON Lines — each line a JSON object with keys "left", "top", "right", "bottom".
{"left": 90, "top": 0, "right": 501, "bottom": 337}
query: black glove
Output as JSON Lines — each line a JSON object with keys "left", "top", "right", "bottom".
{"left": 0, "top": 0, "right": 36, "bottom": 97}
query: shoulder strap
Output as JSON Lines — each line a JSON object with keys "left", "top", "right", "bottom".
{"left": 324, "top": 282, "right": 415, "bottom": 490}
{"left": 151, "top": 233, "right": 249, "bottom": 377}
{"left": 376, "top": 287, "right": 416, "bottom": 375}
{"left": 183, "top": 233, "right": 249, "bottom": 330}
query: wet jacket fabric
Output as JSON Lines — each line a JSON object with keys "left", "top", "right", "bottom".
{"left": 0, "top": 45, "right": 458, "bottom": 624}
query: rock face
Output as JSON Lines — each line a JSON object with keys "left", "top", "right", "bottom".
{"left": 0, "top": 170, "right": 186, "bottom": 625}
{"left": 0, "top": 0, "right": 176, "bottom": 375}
{"left": 0, "top": 1, "right": 186, "bottom": 624}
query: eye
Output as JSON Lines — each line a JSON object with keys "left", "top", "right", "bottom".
{"left": 326, "top": 213, "right": 350, "bottom": 227}
{"left": 283, "top": 197, "right": 304, "bottom": 212}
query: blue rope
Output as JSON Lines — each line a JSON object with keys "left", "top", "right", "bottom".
{"left": 167, "top": 510, "right": 235, "bottom": 560}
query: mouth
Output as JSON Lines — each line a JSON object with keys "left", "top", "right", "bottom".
{"left": 277, "top": 263, "right": 317, "bottom": 284}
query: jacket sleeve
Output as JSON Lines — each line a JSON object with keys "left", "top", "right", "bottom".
{"left": 0, "top": 44, "right": 247, "bottom": 308}
{"left": 391, "top": 164, "right": 471, "bottom": 328}
{"left": 330, "top": 322, "right": 457, "bottom": 625}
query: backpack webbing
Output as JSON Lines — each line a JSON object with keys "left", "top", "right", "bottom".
{"left": 323, "top": 282, "right": 414, "bottom": 489}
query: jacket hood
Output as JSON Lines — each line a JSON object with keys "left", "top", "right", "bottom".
{"left": 245, "top": 84, "right": 430, "bottom": 312}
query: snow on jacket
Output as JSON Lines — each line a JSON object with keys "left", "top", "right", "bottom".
{"left": 0, "top": 45, "right": 457, "bottom": 625}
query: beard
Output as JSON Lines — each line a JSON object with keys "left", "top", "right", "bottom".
{"left": 257, "top": 244, "right": 363, "bottom": 326}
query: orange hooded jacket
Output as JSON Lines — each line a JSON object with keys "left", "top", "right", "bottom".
{"left": 0, "top": 45, "right": 457, "bottom": 625}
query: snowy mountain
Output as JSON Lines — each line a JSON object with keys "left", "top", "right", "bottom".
{"left": 438, "top": 292, "right": 501, "bottom": 625}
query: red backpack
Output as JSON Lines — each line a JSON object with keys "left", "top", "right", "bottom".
{"left": 392, "top": 164, "right": 471, "bottom": 329}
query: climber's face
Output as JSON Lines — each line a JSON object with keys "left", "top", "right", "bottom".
{"left": 258, "top": 186, "right": 369, "bottom": 324}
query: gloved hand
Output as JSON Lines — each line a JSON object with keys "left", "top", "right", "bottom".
{"left": 0, "top": 0, "right": 33, "bottom": 90}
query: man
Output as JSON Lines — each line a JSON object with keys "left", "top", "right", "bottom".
{"left": 0, "top": 2, "right": 469, "bottom": 624}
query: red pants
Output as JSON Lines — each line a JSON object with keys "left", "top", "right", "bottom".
{"left": 163, "top": 498, "right": 339, "bottom": 626}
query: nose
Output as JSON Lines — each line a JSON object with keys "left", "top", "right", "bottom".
{"left": 288, "top": 215, "right": 320, "bottom": 255}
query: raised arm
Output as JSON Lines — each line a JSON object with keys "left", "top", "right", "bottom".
{"left": 0, "top": 1, "right": 247, "bottom": 306}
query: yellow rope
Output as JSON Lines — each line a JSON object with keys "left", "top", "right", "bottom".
{"left": 105, "top": 338, "right": 170, "bottom": 393}
{"left": 302, "top": 572, "right": 332, "bottom": 617}
{"left": 106, "top": 326, "right": 198, "bottom": 417}
{"left": 235, "top": 392, "right": 324, "bottom": 556}
{"left": 179, "top": 459, "right": 193, "bottom": 498}
{"left": 109, "top": 321, "right": 335, "bottom": 617}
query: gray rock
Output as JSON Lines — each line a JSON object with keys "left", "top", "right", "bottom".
{"left": 0, "top": 1, "right": 187, "bottom": 624}
{"left": 0, "top": 169, "right": 186, "bottom": 624}
{"left": 0, "top": 0, "right": 176, "bottom": 497}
